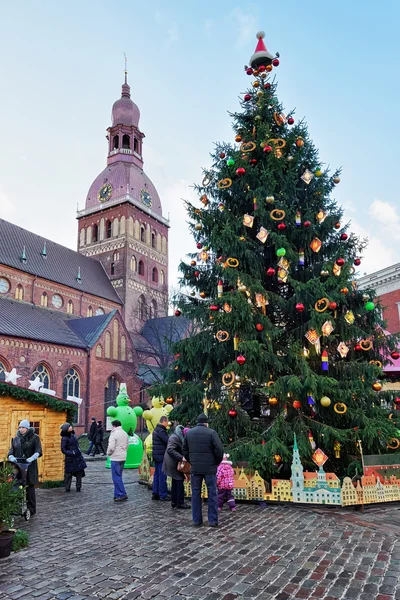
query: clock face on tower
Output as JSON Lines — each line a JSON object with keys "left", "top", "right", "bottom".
{"left": 140, "top": 188, "right": 152, "bottom": 207}
{"left": 51, "top": 294, "right": 63, "bottom": 308}
{"left": 98, "top": 183, "right": 113, "bottom": 203}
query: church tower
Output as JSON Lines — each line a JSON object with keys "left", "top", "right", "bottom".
{"left": 77, "top": 71, "right": 169, "bottom": 331}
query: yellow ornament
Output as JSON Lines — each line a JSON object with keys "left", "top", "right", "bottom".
{"left": 320, "top": 396, "right": 331, "bottom": 407}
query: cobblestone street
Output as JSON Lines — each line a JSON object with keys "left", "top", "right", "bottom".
{"left": 1, "top": 462, "right": 400, "bottom": 600}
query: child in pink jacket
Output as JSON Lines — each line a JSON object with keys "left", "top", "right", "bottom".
{"left": 216, "top": 454, "right": 236, "bottom": 511}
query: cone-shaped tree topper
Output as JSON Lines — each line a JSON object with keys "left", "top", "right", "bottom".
{"left": 249, "top": 31, "right": 274, "bottom": 69}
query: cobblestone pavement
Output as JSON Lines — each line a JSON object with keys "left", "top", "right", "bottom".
{"left": 1, "top": 462, "right": 400, "bottom": 600}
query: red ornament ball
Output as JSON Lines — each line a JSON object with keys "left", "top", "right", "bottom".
{"left": 287, "top": 117, "right": 294, "bottom": 125}
{"left": 228, "top": 409, "right": 238, "bottom": 417}
{"left": 354, "top": 344, "right": 362, "bottom": 351}
{"left": 334, "top": 222, "right": 341, "bottom": 229}
{"left": 244, "top": 94, "right": 251, "bottom": 102}
{"left": 395, "top": 397, "right": 400, "bottom": 405}
{"left": 236, "top": 167, "right": 246, "bottom": 177}
{"left": 174, "top": 309, "right": 181, "bottom": 317}
{"left": 354, "top": 258, "right": 361, "bottom": 266}
{"left": 258, "top": 65, "right": 266, "bottom": 72}
{"left": 194, "top": 270, "right": 199, "bottom": 277}
{"left": 329, "top": 301, "right": 337, "bottom": 310}
{"left": 266, "top": 267, "right": 276, "bottom": 276}
{"left": 196, "top": 242, "right": 202, "bottom": 249}
{"left": 303, "top": 220, "right": 311, "bottom": 228}
{"left": 249, "top": 158, "right": 257, "bottom": 165}
{"left": 272, "top": 58, "right": 280, "bottom": 67}
{"left": 295, "top": 303, "right": 305, "bottom": 312}
{"left": 236, "top": 355, "right": 246, "bottom": 365}
{"left": 264, "top": 82, "right": 271, "bottom": 90}
{"left": 246, "top": 67, "right": 253, "bottom": 75}
{"left": 219, "top": 152, "right": 226, "bottom": 159}
{"left": 255, "top": 323, "right": 264, "bottom": 331}
{"left": 263, "top": 145, "right": 273, "bottom": 153}
{"left": 293, "top": 400, "right": 301, "bottom": 409}
{"left": 277, "top": 222, "right": 286, "bottom": 231}
{"left": 336, "top": 258, "right": 345, "bottom": 266}
{"left": 391, "top": 351, "right": 400, "bottom": 360}
{"left": 209, "top": 305, "right": 219, "bottom": 311}
{"left": 340, "top": 233, "right": 348, "bottom": 241}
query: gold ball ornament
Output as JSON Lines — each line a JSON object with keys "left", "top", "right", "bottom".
{"left": 315, "top": 169, "right": 322, "bottom": 177}
{"left": 235, "top": 135, "right": 242, "bottom": 142}
{"left": 266, "top": 195, "right": 275, "bottom": 204}
{"left": 252, "top": 81, "right": 260, "bottom": 88}
{"left": 333, "top": 176, "right": 341, "bottom": 184}
{"left": 190, "top": 260, "right": 196, "bottom": 266}
{"left": 260, "top": 72, "right": 267, "bottom": 79}
{"left": 195, "top": 223, "right": 203, "bottom": 231}
{"left": 269, "top": 396, "right": 278, "bottom": 405}
{"left": 320, "top": 270, "right": 329, "bottom": 277}
{"left": 199, "top": 291, "right": 206, "bottom": 299}
{"left": 320, "top": 396, "right": 331, "bottom": 407}
{"left": 372, "top": 381, "right": 382, "bottom": 391}
{"left": 256, "top": 91, "right": 263, "bottom": 98}
{"left": 296, "top": 137, "right": 304, "bottom": 148}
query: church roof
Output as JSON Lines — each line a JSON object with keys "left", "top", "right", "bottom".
{"left": 0, "top": 297, "right": 116, "bottom": 349}
{"left": 140, "top": 316, "right": 191, "bottom": 355}
{"left": 0, "top": 219, "right": 122, "bottom": 304}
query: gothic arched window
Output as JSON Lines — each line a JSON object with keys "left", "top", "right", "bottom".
{"left": 150, "top": 299, "right": 158, "bottom": 319}
{"left": 63, "top": 368, "right": 80, "bottom": 399}
{"left": 140, "top": 225, "right": 146, "bottom": 243}
{"left": 130, "top": 256, "right": 137, "bottom": 271}
{"left": 87, "top": 306, "right": 93, "bottom": 317}
{"left": 152, "top": 267, "right": 158, "bottom": 283}
{"left": 106, "top": 219, "right": 112, "bottom": 239}
{"left": 160, "top": 270, "right": 165, "bottom": 285}
{"left": 40, "top": 292, "right": 48, "bottom": 307}
{"left": 15, "top": 285, "right": 24, "bottom": 300}
{"left": 151, "top": 232, "right": 156, "bottom": 248}
{"left": 138, "top": 295, "right": 147, "bottom": 320}
{"left": 121, "top": 335, "right": 126, "bottom": 361}
{"left": 113, "top": 135, "right": 119, "bottom": 149}
{"left": 105, "top": 331, "right": 111, "bottom": 358}
{"left": 113, "top": 319, "right": 119, "bottom": 360}
{"left": 96, "top": 344, "right": 102, "bottom": 358}
{"left": 134, "top": 138, "right": 139, "bottom": 153}
{"left": 92, "top": 224, "right": 98, "bottom": 243}
{"left": 31, "top": 364, "right": 50, "bottom": 388}
{"left": 122, "top": 134, "right": 130, "bottom": 149}
{"left": 0, "top": 358, "right": 8, "bottom": 381}
{"left": 104, "top": 375, "right": 120, "bottom": 424}
{"left": 138, "top": 260, "right": 145, "bottom": 276}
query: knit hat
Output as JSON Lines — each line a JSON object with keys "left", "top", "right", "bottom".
{"left": 183, "top": 427, "right": 190, "bottom": 436}
{"left": 91, "top": 416, "right": 96, "bottom": 421}
{"left": 60, "top": 423, "right": 71, "bottom": 433}
{"left": 18, "top": 420, "right": 30, "bottom": 429}
{"left": 197, "top": 413, "right": 208, "bottom": 424}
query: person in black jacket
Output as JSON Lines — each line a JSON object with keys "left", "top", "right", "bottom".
{"left": 162, "top": 425, "right": 190, "bottom": 509}
{"left": 60, "top": 423, "right": 87, "bottom": 492}
{"left": 182, "top": 413, "right": 224, "bottom": 528}
{"left": 91, "top": 421, "right": 106, "bottom": 456}
{"left": 86, "top": 417, "right": 97, "bottom": 456}
{"left": 152, "top": 416, "right": 169, "bottom": 500}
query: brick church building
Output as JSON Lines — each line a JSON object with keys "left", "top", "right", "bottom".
{"left": 0, "top": 73, "right": 170, "bottom": 432}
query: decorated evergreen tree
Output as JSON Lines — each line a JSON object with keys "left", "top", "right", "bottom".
{"left": 155, "top": 32, "right": 400, "bottom": 478}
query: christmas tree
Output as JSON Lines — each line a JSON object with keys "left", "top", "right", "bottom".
{"left": 155, "top": 32, "right": 400, "bottom": 478}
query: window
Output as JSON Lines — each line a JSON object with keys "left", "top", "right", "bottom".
{"left": 96, "top": 307, "right": 105, "bottom": 316}
{"left": 151, "top": 232, "right": 156, "bottom": 248}
{"left": 0, "top": 359, "right": 7, "bottom": 381}
{"left": 31, "top": 364, "right": 50, "bottom": 388}
{"left": 96, "top": 344, "right": 102, "bottom": 358}
{"left": 92, "top": 224, "right": 98, "bottom": 242}
{"left": 152, "top": 267, "right": 158, "bottom": 283}
{"left": 111, "top": 262, "right": 115, "bottom": 275}
{"left": 104, "top": 375, "right": 120, "bottom": 424}
{"left": 122, "top": 134, "right": 130, "bottom": 149}
{"left": 87, "top": 306, "right": 93, "bottom": 317}
{"left": 106, "top": 219, "right": 112, "bottom": 239}
{"left": 113, "top": 135, "right": 119, "bottom": 149}
{"left": 138, "top": 260, "right": 145, "bottom": 276}
{"left": 113, "top": 319, "right": 119, "bottom": 359}
{"left": 40, "top": 292, "right": 48, "bottom": 307}
{"left": 0, "top": 277, "right": 10, "bottom": 294}
{"left": 138, "top": 295, "right": 147, "bottom": 320}
{"left": 121, "top": 335, "right": 126, "bottom": 361}
{"left": 105, "top": 331, "right": 111, "bottom": 358}
{"left": 63, "top": 368, "right": 80, "bottom": 399}
{"left": 150, "top": 299, "right": 157, "bottom": 318}
{"left": 140, "top": 225, "right": 146, "bottom": 243}
{"left": 15, "top": 285, "right": 24, "bottom": 300}
{"left": 67, "top": 300, "right": 74, "bottom": 314}
{"left": 134, "top": 138, "right": 139, "bottom": 153}
{"left": 113, "top": 251, "right": 119, "bottom": 262}
{"left": 161, "top": 270, "right": 165, "bottom": 285}
{"left": 130, "top": 256, "right": 137, "bottom": 271}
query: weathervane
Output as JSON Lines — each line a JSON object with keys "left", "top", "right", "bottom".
{"left": 124, "top": 52, "right": 128, "bottom": 83}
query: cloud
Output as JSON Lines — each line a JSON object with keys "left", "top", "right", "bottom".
{"left": 369, "top": 199, "right": 400, "bottom": 239}
{"left": 154, "top": 11, "right": 179, "bottom": 43}
{"left": 0, "top": 189, "right": 15, "bottom": 217}
{"left": 350, "top": 217, "right": 397, "bottom": 276}
{"left": 231, "top": 8, "right": 257, "bottom": 47}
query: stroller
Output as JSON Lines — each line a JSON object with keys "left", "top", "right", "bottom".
{"left": 10, "top": 459, "right": 31, "bottom": 521}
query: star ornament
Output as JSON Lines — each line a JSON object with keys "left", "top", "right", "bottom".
{"left": 29, "top": 376, "right": 44, "bottom": 392}
{"left": 5, "top": 368, "right": 21, "bottom": 385}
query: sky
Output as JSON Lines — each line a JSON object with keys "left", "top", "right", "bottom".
{"left": 1, "top": 0, "right": 400, "bottom": 291}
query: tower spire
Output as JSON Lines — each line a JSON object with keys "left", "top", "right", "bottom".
{"left": 124, "top": 52, "right": 128, "bottom": 84}
{"left": 121, "top": 53, "right": 130, "bottom": 98}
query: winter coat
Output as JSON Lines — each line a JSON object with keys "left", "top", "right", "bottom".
{"left": 217, "top": 460, "right": 235, "bottom": 490}
{"left": 107, "top": 426, "right": 129, "bottom": 462}
{"left": 182, "top": 424, "right": 224, "bottom": 475}
{"left": 152, "top": 423, "right": 169, "bottom": 463}
{"left": 88, "top": 421, "right": 97, "bottom": 442}
{"left": 8, "top": 428, "right": 43, "bottom": 485}
{"left": 95, "top": 424, "right": 104, "bottom": 444}
{"left": 61, "top": 431, "right": 87, "bottom": 474}
{"left": 162, "top": 426, "right": 185, "bottom": 481}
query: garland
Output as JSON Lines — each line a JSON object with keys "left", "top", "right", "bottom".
{"left": 0, "top": 382, "right": 75, "bottom": 420}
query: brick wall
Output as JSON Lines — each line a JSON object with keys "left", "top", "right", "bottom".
{"left": 380, "top": 289, "right": 400, "bottom": 333}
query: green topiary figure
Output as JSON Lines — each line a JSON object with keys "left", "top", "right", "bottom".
{"left": 106, "top": 387, "right": 144, "bottom": 468}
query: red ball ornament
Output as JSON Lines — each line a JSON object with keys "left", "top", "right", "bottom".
{"left": 228, "top": 409, "right": 238, "bottom": 417}
{"left": 334, "top": 222, "right": 341, "bottom": 229}
{"left": 395, "top": 397, "right": 400, "bottom": 405}
{"left": 196, "top": 242, "right": 202, "bottom": 249}
{"left": 174, "top": 309, "right": 181, "bottom": 317}
{"left": 194, "top": 270, "right": 199, "bottom": 277}
{"left": 354, "top": 344, "right": 362, "bottom": 352}
{"left": 266, "top": 267, "right": 276, "bottom": 276}
{"left": 277, "top": 222, "right": 287, "bottom": 231}
{"left": 219, "top": 152, "right": 226, "bottom": 159}
{"left": 354, "top": 258, "right": 361, "bottom": 266}
{"left": 244, "top": 94, "right": 252, "bottom": 102}
{"left": 258, "top": 65, "right": 266, "bottom": 72}
{"left": 236, "top": 167, "right": 246, "bottom": 177}
{"left": 249, "top": 158, "right": 257, "bottom": 165}
{"left": 246, "top": 67, "right": 253, "bottom": 75}
{"left": 264, "top": 82, "right": 271, "bottom": 90}
{"left": 272, "top": 58, "right": 280, "bottom": 67}
{"left": 236, "top": 355, "right": 246, "bottom": 365}
{"left": 209, "top": 305, "right": 219, "bottom": 311}
{"left": 336, "top": 258, "right": 345, "bottom": 266}
{"left": 287, "top": 117, "right": 294, "bottom": 125}
{"left": 255, "top": 323, "right": 264, "bottom": 331}
{"left": 329, "top": 301, "right": 337, "bottom": 310}
{"left": 391, "top": 351, "right": 400, "bottom": 360}
{"left": 263, "top": 145, "right": 273, "bottom": 153}
{"left": 303, "top": 220, "right": 311, "bottom": 228}
{"left": 340, "top": 233, "right": 348, "bottom": 241}
{"left": 295, "top": 303, "right": 305, "bottom": 312}
{"left": 293, "top": 400, "right": 301, "bottom": 409}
